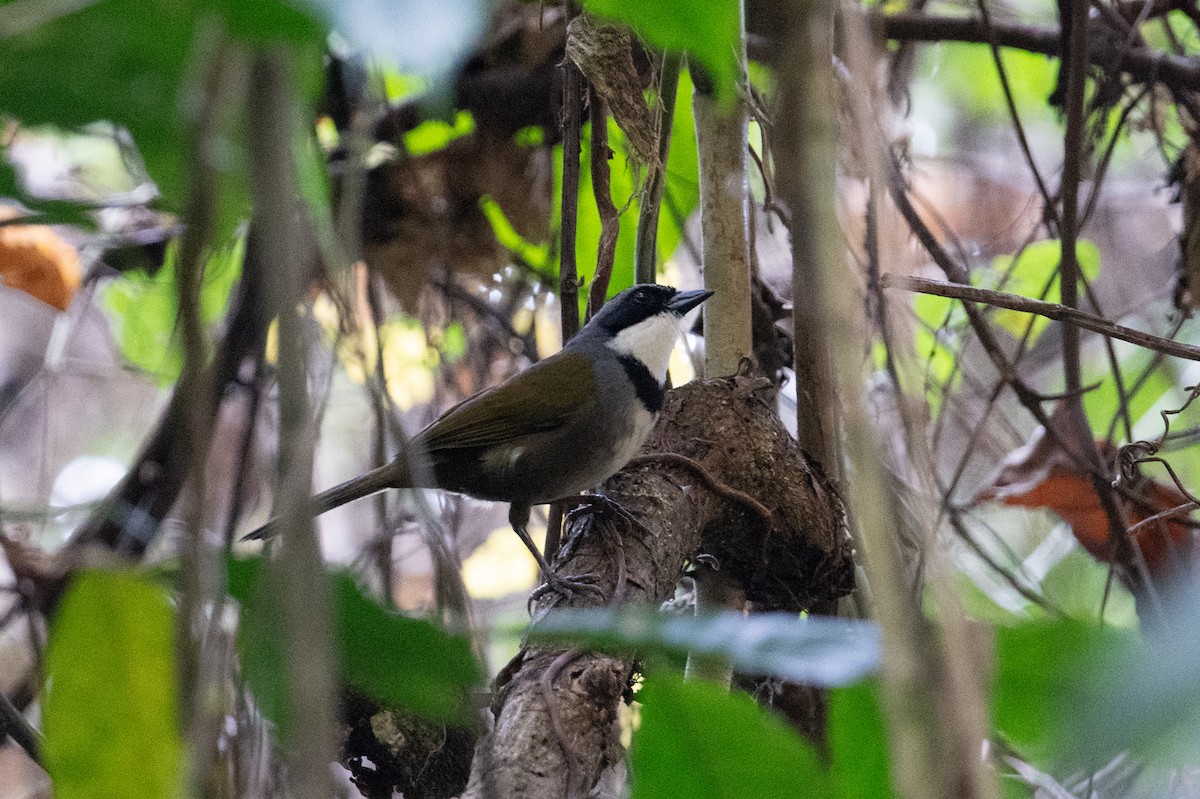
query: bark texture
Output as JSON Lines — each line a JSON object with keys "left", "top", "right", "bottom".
{"left": 457, "top": 373, "right": 854, "bottom": 799}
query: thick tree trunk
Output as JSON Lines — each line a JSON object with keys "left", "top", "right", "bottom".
{"left": 457, "top": 372, "right": 854, "bottom": 799}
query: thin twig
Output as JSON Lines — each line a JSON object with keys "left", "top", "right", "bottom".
{"left": 975, "top": 0, "right": 1060, "bottom": 228}
{"left": 588, "top": 87, "right": 619, "bottom": 318}
{"left": 0, "top": 691, "right": 40, "bottom": 764}
{"left": 877, "top": 11, "right": 1200, "bottom": 92}
{"left": 882, "top": 274, "right": 1200, "bottom": 362}
{"left": 560, "top": 59, "right": 584, "bottom": 342}
{"left": 634, "top": 52, "right": 681, "bottom": 285}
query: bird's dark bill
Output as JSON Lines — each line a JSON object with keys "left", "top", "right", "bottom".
{"left": 666, "top": 288, "right": 714, "bottom": 315}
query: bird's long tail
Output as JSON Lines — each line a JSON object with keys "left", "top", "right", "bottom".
{"left": 241, "top": 458, "right": 413, "bottom": 541}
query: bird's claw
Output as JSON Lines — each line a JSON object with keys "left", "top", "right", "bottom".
{"left": 528, "top": 570, "right": 605, "bottom": 608}
{"left": 567, "top": 493, "right": 644, "bottom": 533}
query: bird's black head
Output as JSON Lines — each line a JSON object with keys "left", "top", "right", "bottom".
{"left": 589, "top": 284, "right": 713, "bottom": 334}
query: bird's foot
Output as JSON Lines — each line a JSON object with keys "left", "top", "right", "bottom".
{"left": 566, "top": 492, "right": 644, "bottom": 533}
{"left": 528, "top": 569, "right": 605, "bottom": 607}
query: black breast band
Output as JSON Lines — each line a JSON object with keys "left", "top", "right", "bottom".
{"left": 617, "top": 355, "right": 665, "bottom": 414}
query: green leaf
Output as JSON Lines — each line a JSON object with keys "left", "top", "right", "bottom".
{"left": 926, "top": 44, "right": 1057, "bottom": 125}
{"left": 1039, "top": 546, "right": 1136, "bottom": 627}
{"left": 405, "top": 110, "right": 476, "bottom": 156}
{"left": 0, "top": 0, "right": 325, "bottom": 221}
{"left": 100, "top": 234, "right": 244, "bottom": 385}
{"left": 992, "top": 619, "right": 1135, "bottom": 766}
{"left": 529, "top": 607, "right": 880, "bottom": 687}
{"left": 631, "top": 673, "right": 830, "bottom": 799}
{"left": 43, "top": 570, "right": 183, "bottom": 799}
{"left": 582, "top": 0, "right": 740, "bottom": 104}
{"left": 228, "top": 558, "right": 479, "bottom": 739}
{"left": 829, "top": 680, "right": 894, "bottom": 799}
{"left": 986, "top": 239, "right": 1101, "bottom": 342}
{"left": 1063, "top": 588, "right": 1200, "bottom": 767}
{"left": 481, "top": 196, "right": 553, "bottom": 275}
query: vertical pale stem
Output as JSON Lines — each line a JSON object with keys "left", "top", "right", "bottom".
{"left": 247, "top": 49, "right": 338, "bottom": 799}
{"left": 778, "top": 1, "right": 840, "bottom": 475}
{"left": 693, "top": 1, "right": 752, "bottom": 378}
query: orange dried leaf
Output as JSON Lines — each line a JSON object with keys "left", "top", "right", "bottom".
{"left": 0, "top": 210, "right": 81, "bottom": 311}
{"left": 977, "top": 411, "right": 1197, "bottom": 583}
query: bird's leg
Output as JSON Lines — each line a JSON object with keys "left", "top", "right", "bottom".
{"left": 508, "top": 504, "right": 602, "bottom": 603}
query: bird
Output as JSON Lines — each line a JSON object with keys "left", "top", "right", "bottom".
{"left": 244, "top": 283, "right": 713, "bottom": 594}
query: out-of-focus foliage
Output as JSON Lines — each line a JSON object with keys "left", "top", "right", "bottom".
{"left": 100, "top": 235, "right": 244, "bottom": 384}
{"left": 1064, "top": 587, "right": 1200, "bottom": 768}
{"left": 43, "top": 570, "right": 183, "bottom": 799}
{"left": 548, "top": 69, "right": 701, "bottom": 308}
{"left": 829, "top": 681, "right": 894, "bottom": 799}
{"left": 629, "top": 674, "right": 894, "bottom": 799}
{"left": 631, "top": 673, "right": 831, "bottom": 799}
{"left": 0, "top": 0, "right": 324, "bottom": 232}
{"left": 582, "top": 0, "right": 739, "bottom": 102}
{"left": 228, "top": 558, "right": 480, "bottom": 739}
{"left": 992, "top": 620, "right": 1137, "bottom": 767}
{"left": 529, "top": 607, "right": 881, "bottom": 686}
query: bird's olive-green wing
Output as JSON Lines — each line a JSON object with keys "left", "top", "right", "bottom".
{"left": 417, "top": 351, "right": 596, "bottom": 451}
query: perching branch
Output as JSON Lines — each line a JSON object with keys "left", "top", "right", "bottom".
{"left": 455, "top": 375, "right": 853, "bottom": 799}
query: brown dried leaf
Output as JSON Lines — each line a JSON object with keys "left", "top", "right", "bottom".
{"left": 0, "top": 209, "right": 81, "bottom": 311}
{"left": 976, "top": 408, "right": 1197, "bottom": 583}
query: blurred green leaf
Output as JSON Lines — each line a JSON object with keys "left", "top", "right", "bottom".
{"left": 1039, "top": 546, "right": 1136, "bottom": 627}
{"left": 1064, "top": 587, "right": 1200, "bottom": 768}
{"left": 100, "top": 234, "right": 244, "bottom": 385}
{"left": 229, "top": 558, "right": 479, "bottom": 739}
{"left": 405, "top": 110, "right": 476, "bottom": 155}
{"left": 1081, "top": 343, "right": 1175, "bottom": 437}
{"left": 582, "top": 0, "right": 740, "bottom": 104}
{"left": 529, "top": 607, "right": 880, "bottom": 687}
{"left": 441, "top": 321, "right": 469, "bottom": 361}
{"left": 481, "top": 196, "right": 553, "bottom": 275}
{"left": 829, "top": 680, "right": 894, "bottom": 799}
{"left": 992, "top": 619, "right": 1135, "bottom": 766}
{"left": 987, "top": 239, "right": 1101, "bottom": 341}
{"left": 43, "top": 570, "right": 183, "bottom": 799}
{"left": 0, "top": 0, "right": 325, "bottom": 223}
{"left": 631, "top": 673, "right": 830, "bottom": 799}
{"left": 925, "top": 44, "right": 1057, "bottom": 124}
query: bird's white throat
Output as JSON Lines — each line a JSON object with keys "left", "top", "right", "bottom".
{"left": 605, "top": 312, "right": 685, "bottom": 382}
